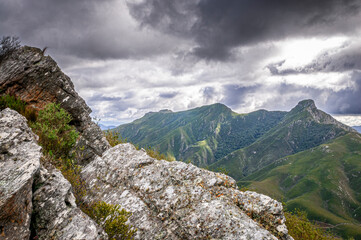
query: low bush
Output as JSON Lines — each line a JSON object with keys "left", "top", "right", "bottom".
{"left": 31, "top": 103, "right": 78, "bottom": 158}
{"left": 0, "top": 94, "right": 26, "bottom": 113}
{"left": 285, "top": 209, "right": 337, "bottom": 240}
{"left": 0, "top": 94, "right": 37, "bottom": 121}
{"left": 105, "top": 131, "right": 127, "bottom": 147}
{"left": 86, "top": 201, "right": 137, "bottom": 240}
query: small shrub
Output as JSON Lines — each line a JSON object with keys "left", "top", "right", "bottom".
{"left": 31, "top": 103, "right": 78, "bottom": 158}
{"left": 0, "top": 94, "right": 37, "bottom": 122}
{"left": 87, "top": 201, "right": 137, "bottom": 240}
{"left": 285, "top": 209, "right": 337, "bottom": 240}
{"left": 145, "top": 146, "right": 173, "bottom": 162}
{"left": 105, "top": 131, "right": 127, "bottom": 147}
{"left": 215, "top": 167, "right": 229, "bottom": 175}
{"left": 0, "top": 94, "right": 26, "bottom": 113}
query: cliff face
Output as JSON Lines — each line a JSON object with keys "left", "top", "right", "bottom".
{"left": 0, "top": 47, "right": 294, "bottom": 239}
{"left": 0, "top": 46, "right": 110, "bottom": 164}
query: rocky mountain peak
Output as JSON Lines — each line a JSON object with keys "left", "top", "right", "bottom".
{"left": 290, "top": 99, "right": 317, "bottom": 113}
{"left": 297, "top": 99, "right": 316, "bottom": 110}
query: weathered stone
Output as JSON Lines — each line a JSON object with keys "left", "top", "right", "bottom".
{"left": 0, "top": 46, "right": 110, "bottom": 164}
{"left": 32, "top": 167, "right": 107, "bottom": 240}
{"left": 82, "top": 143, "right": 293, "bottom": 240}
{"left": 0, "top": 108, "right": 41, "bottom": 240}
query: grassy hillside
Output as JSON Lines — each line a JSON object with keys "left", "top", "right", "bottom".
{"left": 114, "top": 103, "right": 286, "bottom": 166}
{"left": 210, "top": 100, "right": 355, "bottom": 179}
{"left": 240, "top": 133, "right": 361, "bottom": 239}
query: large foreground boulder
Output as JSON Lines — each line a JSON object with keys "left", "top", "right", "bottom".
{"left": 0, "top": 46, "right": 110, "bottom": 164}
{"left": 32, "top": 167, "right": 106, "bottom": 240}
{"left": 0, "top": 108, "right": 106, "bottom": 239}
{"left": 0, "top": 108, "right": 41, "bottom": 240}
{"left": 82, "top": 143, "right": 294, "bottom": 240}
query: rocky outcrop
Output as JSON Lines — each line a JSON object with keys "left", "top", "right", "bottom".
{"left": 0, "top": 108, "right": 106, "bottom": 239}
{"left": 0, "top": 46, "right": 110, "bottom": 164}
{"left": 0, "top": 108, "right": 41, "bottom": 240}
{"left": 290, "top": 99, "right": 356, "bottom": 132}
{"left": 32, "top": 167, "right": 106, "bottom": 240}
{"left": 82, "top": 143, "right": 293, "bottom": 240}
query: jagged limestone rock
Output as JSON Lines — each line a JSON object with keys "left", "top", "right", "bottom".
{"left": 0, "top": 46, "right": 110, "bottom": 164}
{"left": 32, "top": 167, "right": 107, "bottom": 240}
{"left": 0, "top": 108, "right": 106, "bottom": 239}
{"left": 82, "top": 143, "right": 293, "bottom": 240}
{"left": 0, "top": 108, "right": 41, "bottom": 240}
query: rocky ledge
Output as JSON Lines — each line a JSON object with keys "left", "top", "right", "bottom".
{"left": 82, "top": 143, "right": 293, "bottom": 240}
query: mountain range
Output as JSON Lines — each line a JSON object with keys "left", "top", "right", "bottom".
{"left": 114, "top": 99, "right": 361, "bottom": 238}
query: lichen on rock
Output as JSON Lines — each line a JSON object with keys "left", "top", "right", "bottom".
{"left": 82, "top": 143, "right": 294, "bottom": 240}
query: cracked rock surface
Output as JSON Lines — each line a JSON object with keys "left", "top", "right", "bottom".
{"left": 0, "top": 108, "right": 41, "bottom": 240}
{"left": 32, "top": 167, "right": 107, "bottom": 240}
{"left": 82, "top": 143, "right": 294, "bottom": 240}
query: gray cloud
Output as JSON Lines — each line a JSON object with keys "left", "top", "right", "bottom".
{"left": 159, "top": 92, "right": 179, "bottom": 99}
{"left": 222, "top": 73, "right": 361, "bottom": 115}
{"left": 128, "top": 0, "right": 361, "bottom": 60}
{"left": 326, "top": 71, "right": 361, "bottom": 114}
{"left": 222, "top": 84, "right": 260, "bottom": 108}
{"left": 0, "top": 0, "right": 181, "bottom": 62}
{"left": 268, "top": 43, "right": 361, "bottom": 75}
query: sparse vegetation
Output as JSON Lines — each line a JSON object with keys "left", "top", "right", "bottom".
{"left": 0, "top": 94, "right": 37, "bottom": 121}
{"left": 86, "top": 201, "right": 137, "bottom": 240}
{"left": 31, "top": 103, "right": 78, "bottom": 158}
{"left": 8, "top": 101, "right": 137, "bottom": 239}
{"left": 285, "top": 209, "right": 338, "bottom": 240}
{"left": 105, "top": 131, "right": 127, "bottom": 147}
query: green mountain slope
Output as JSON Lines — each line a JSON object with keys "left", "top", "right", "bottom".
{"left": 114, "top": 103, "right": 286, "bottom": 166}
{"left": 240, "top": 133, "right": 361, "bottom": 239}
{"left": 210, "top": 100, "right": 356, "bottom": 179}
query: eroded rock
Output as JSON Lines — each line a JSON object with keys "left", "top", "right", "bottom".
{"left": 32, "top": 167, "right": 107, "bottom": 240}
{"left": 82, "top": 143, "right": 293, "bottom": 240}
{"left": 0, "top": 46, "right": 110, "bottom": 164}
{"left": 0, "top": 108, "right": 41, "bottom": 240}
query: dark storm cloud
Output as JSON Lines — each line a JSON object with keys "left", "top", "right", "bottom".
{"left": 0, "top": 0, "right": 176, "bottom": 61}
{"left": 268, "top": 44, "right": 361, "bottom": 75}
{"left": 326, "top": 71, "right": 361, "bottom": 114}
{"left": 128, "top": 0, "right": 361, "bottom": 60}
{"left": 222, "top": 84, "right": 259, "bottom": 107}
{"left": 159, "top": 92, "right": 179, "bottom": 99}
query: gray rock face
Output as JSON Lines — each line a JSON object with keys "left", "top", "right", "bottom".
{"left": 82, "top": 143, "right": 293, "bottom": 240}
{"left": 0, "top": 108, "right": 41, "bottom": 240}
{"left": 0, "top": 46, "right": 110, "bottom": 164}
{"left": 0, "top": 108, "right": 106, "bottom": 240}
{"left": 32, "top": 167, "right": 107, "bottom": 240}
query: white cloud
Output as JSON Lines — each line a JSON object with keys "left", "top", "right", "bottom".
{"left": 332, "top": 115, "right": 361, "bottom": 126}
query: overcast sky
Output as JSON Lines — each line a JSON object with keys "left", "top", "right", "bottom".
{"left": 1, "top": 0, "right": 361, "bottom": 126}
